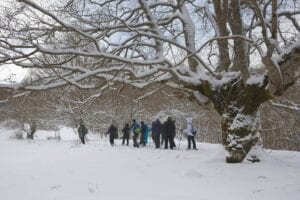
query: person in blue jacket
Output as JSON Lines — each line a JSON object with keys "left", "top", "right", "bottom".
{"left": 144, "top": 122, "right": 150, "bottom": 145}
{"left": 130, "top": 119, "right": 140, "bottom": 148}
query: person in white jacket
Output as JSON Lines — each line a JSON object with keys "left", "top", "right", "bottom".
{"left": 184, "top": 117, "right": 197, "bottom": 150}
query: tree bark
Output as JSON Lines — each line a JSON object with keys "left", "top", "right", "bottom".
{"left": 228, "top": 0, "right": 249, "bottom": 80}
{"left": 199, "top": 75, "right": 270, "bottom": 162}
{"left": 26, "top": 121, "right": 36, "bottom": 140}
{"left": 213, "top": 0, "right": 231, "bottom": 72}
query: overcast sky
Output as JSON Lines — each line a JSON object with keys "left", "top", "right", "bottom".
{"left": 0, "top": 0, "right": 28, "bottom": 83}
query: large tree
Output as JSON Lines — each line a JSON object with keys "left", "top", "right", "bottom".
{"left": 0, "top": 0, "right": 299, "bottom": 162}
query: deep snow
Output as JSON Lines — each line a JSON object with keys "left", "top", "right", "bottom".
{"left": 0, "top": 127, "right": 299, "bottom": 200}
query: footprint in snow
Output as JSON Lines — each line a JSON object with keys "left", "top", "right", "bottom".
{"left": 257, "top": 176, "right": 267, "bottom": 179}
{"left": 184, "top": 170, "right": 203, "bottom": 178}
{"left": 50, "top": 185, "right": 62, "bottom": 190}
{"left": 252, "top": 189, "right": 264, "bottom": 194}
{"left": 88, "top": 184, "right": 99, "bottom": 193}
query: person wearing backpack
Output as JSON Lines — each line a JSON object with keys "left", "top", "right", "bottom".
{"left": 122, "top": 123, "right": 130, "bottom": 146}
{"left": 106, "top": 124, "right": 118, "bottom": 146}
{"left": 185, "top": 117, "right": 197, "bottom": 150}
{"left": 78, "top": 122, "right": 88, "bottom": 144}
{"left": 130, "top": 119, "right": 140, "bottom": 148}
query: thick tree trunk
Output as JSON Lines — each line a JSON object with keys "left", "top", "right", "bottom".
{"left": 221, "top": 102, "right": 261, "bottom": 163}
{"left": 26, "top": 133, "right": 34, "bottom": 139}
{"left": 26, "top": 121, "right": 36, "bottom": 140}
{"left": 199, "top": 74, "right": 270, "bottom": 162}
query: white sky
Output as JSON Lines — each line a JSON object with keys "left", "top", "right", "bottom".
{"left": 0, "top": 0, "right": 29, "bottom": 83}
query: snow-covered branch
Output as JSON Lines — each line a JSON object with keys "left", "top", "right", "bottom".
{"left": 270, "top": 100, "right": 300, "bottom": 112}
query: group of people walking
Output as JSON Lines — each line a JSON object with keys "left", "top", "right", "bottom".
{"left": 127, "top": 117, "right": 177, "bottom": 149}
{"left": 78, "top": 116, "right": 198, "bottom": 150}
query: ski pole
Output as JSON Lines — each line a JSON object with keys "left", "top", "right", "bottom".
{"left": 178, "top": 130, "right": 183, "bottom": 150}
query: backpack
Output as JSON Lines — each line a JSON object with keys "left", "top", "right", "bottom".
{"left": 78, "top": 125, "right": 88, "bottom": 137}
{"left": 83, "top": 127, "right": 88, "bottom": 135}
{"left": 133, "top": 126, "right": 141, "bottom": 134}
{"left": 114, "top": 131, "right": 119, "bottom": 139}
{"left": 191, "top": 128, "right": 197, "bottom": 135}
{"left": 112, "top": 127, "right": 118, "bottom": 139}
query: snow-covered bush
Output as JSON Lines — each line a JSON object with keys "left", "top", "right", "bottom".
{"left": 10, "top": 129, "right": 25, "bottom": 140}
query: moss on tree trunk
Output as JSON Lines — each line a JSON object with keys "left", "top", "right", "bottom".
{"left": 200, "top": 75, "right": 271, "bottom": 163}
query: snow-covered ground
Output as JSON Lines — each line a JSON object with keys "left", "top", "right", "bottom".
{"left": 0, "top": 126, "right": 300, "bottom": 200}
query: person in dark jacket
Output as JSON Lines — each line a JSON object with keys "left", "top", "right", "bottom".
{"left": 130, "top": 119, "right": 140, "bottom": 148}
{"left": 163, "top": 117, "right": 176, "bottom": 149}
{"left": 122, "top": 123, "right": 130, "bottom": 146}
{"left": 78, "top": 123, "right": 88, "bottom": 144}
{"left": 140, "top": 121, "right": 147, "bottom": 146}
{"left": 106, "top": 124, "right": 118, "bottom": 146}
{"left": 152, "top": 119, "right": 162, "bottom": 148}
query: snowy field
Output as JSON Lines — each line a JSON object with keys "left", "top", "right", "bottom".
{"left": 1, "top": 126, "right": 300, "bottom": 200}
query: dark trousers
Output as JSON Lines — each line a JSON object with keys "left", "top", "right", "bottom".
{"left": 152, "top": 134, "right": 160, "bottom": 148}
{"left": 109, "top": 135, "right": 114, "bottom": 146}
{"left": 164, "top": 135, "right": 175, "bottom": 149}
{"left": 187, "top": 135, "right": 197, "bottom": 149}
{"left": 80, "top": 136, "right": 85, "bottom": 144}
{"left": 133, "top": 133, "right": 139, "bottom": 147}
{"left": 122, "top": 133, "right": 129, "bottom": 145}
{"left": 140, "top": 133, "right": 146, "bottom": 146}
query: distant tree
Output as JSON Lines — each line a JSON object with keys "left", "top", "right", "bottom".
{"left": 6, "top": 92, "right": 42, "bottom": 139}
